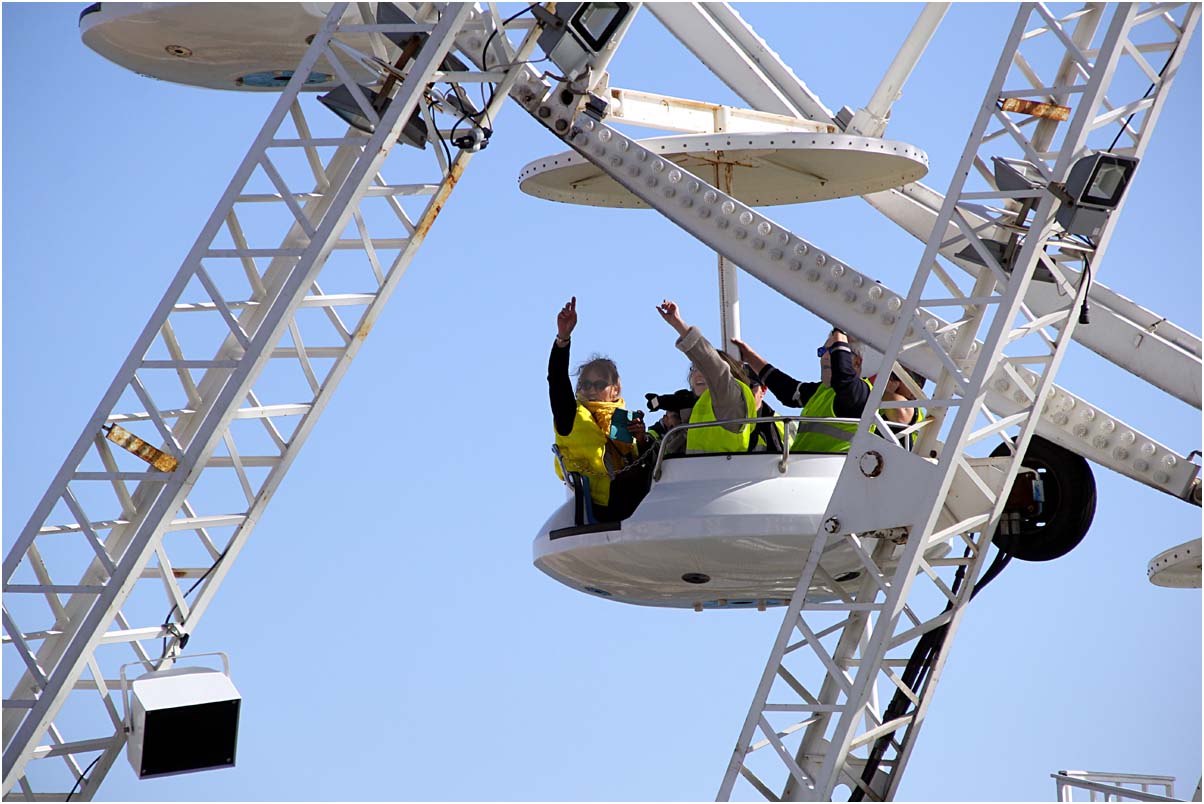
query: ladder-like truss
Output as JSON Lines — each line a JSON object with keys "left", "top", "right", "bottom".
{"left": 652, "top": 1, "right": 1202, "bottom": 413}
{"left": 716, "top": 4, "right": 1199, "bottom": 800}
{"left": 3, "top": 2, "right": 1198, "bottom": 801}
{"left": 1, "top": 5, "right": 547, "bottom": 798}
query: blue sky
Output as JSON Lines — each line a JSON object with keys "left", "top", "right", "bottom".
{"left": 3, "top": 3, "right": 1200, "bottom": 801}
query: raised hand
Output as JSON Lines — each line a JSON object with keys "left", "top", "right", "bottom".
{"left": 557, "top": 296, "right": 577, "bottom": 340}
{"left": 656, "top": 299, "right": 688, "bottom": 336}
{"left": 730, "top": 337, "right": 767, "bottom": 373}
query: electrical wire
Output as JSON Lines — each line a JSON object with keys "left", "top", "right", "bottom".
{"left": 1067, "top": 233, "right": 1096, "bottom": 325}
{"left": 159, "top": 546, "right": 231, "bottom": 662}
{"left": 427, "top": 97, "right": 455, "bottom": 167}
{"left": 477, "top": 4, "right": 539, "bottom": 125}
{"left": 1106, "top": 51, "right": 1173, "bottom": 153}
{"left": 849, "top": 546, "right": 1012, "bottom": 801}
{"left": 65, "top": 754, "right": 103, "bottom": 802}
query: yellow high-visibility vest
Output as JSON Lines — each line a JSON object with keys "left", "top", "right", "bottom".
{"left": 792, "top": 379, "right": 873, "bottom": 453}
{"left": 553, "top": 404, "right": 615, "bottom": 505}
{"left": 686, "top": 382, "right": 756, "bottom": 453}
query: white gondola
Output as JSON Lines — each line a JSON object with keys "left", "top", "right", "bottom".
{"left": 534, "top": 416, "right": 958, "bottom": 610}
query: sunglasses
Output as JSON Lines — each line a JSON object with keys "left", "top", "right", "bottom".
{"left": 817, "top": 346, "right": 832, "bottom": 357}
{"left": 579, "top": 379, "right": 612, "bottom": 391}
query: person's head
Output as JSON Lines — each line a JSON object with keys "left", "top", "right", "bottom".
{"left": 887, "top": 368, "right": 925, "bottom": 399}
{"left": 744, "top": 362, "right": 767, "bottom": 407}
{"left": 819, "top": 327, "right": 862, "bottom": 385}
{"left": 575, "top": 355, "right": 621, "bottom": 403}
{"left": 686, "top": 353, "right": 750, "bottom": 397}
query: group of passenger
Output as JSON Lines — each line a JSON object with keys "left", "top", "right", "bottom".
{"left": 549, "top": 296, "right": 923, "bottom": 523}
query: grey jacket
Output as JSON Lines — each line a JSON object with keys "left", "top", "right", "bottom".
{"left": 675, "top": 326, "right": 749, "bottom": 434}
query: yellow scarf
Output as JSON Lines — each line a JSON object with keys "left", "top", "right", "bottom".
{"left": 582, "top": 398, "right": 639, "bottom": 462}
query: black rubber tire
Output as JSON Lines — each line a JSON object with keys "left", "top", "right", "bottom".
{"left": 989, "top": 435, "right": 1096, "bottom": 561}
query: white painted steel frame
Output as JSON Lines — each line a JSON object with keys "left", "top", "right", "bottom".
{"left": 652, "top": 2, "right": 1203, "bottom": 411}
{"left": 714, "top": 5, "right": 1200, "bottom": 800}
{"left": 516, "top": 30, "right": 1199, "bottom": 506}
{"left": 1, "top": 4, "right": 547, "bottom": 799}
{"left": 514, "top": 9, "right": 1198, "bottom": 796}
{"left": 1052, "top": 770, "right": 1177, "bottom": 802}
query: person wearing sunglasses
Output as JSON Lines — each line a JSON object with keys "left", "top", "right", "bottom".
{"left": 732, "top": 327, "right": 871, "bottom": 454}
{"left": 655, "top": 299, "right": 758, "bottom": 454}
{"left": 548, "top": 296, "right": 651, "bottom": 521}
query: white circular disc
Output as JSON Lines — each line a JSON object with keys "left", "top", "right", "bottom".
{"left": 518, "top": 132, "right": 929, "bottom": 208}
{"left": 1147, "top": 537, "right": 1202, "bottom": 588}
{"left": 80, "top": 3, "right": 380, "bottom": 92}
{"left": 533, "top": 453, "right": 950, "bottom": 609}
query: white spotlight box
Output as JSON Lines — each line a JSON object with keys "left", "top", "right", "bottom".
{"left": 124, "top": 655, "right": 241, "bottom": 780}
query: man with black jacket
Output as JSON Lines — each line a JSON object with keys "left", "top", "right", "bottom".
{"left": 732, "top": 328, "right": 870, "bottom": 454}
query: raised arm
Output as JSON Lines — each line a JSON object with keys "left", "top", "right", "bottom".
{"left": 826, "top": 331, "right": 870, "bottom": 418}
{"left": 731, "top": 337, "right": 767, "bottom": 374}
{"left": 549, "top": 297, "right": 578, "bottom": 436}
{"left": 658, "top": 300, "right": 747, "bottom": 429}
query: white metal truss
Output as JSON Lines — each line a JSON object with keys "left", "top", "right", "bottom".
{"left": 715, "top": 4, "right": 1201, "bottom": 800}
{"left": 1, "top": 4, "right": 550, "bottom": 799}
{"left": 515, "top": 33, "right": 1200, "bottom": 508}
{"left": 650, "top": 1, "right": 1203, "bottom": 411}
{"left": 515, "top": 6, "right": 1199, "bottom": 794}
{"left": 1052, "top": 770, "right": 1177, "bottom": 802}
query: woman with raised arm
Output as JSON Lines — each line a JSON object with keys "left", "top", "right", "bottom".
{"left": 654, "top": 299, "right": 757, "bottom": 454}
{"left": 548, "top": 297, "right": 650, "bottom": 521}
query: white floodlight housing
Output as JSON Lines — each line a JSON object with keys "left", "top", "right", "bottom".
{"left": 123, "top": 655, "right": 241, "bottom": 780}
{"left": 536, "top": 3, "right": 635, "bottom": 89}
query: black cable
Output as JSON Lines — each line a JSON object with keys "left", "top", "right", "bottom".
{"left": 849, "top": 547, "right": 1012, "bottom": 801}
{"left": 427, "top": 98, "right": 455, "bottom": 167}
{"left": 1106, "top": 52, "right": 1172, "bottom": 153}
{"left": 159, "top": 546, "right": 231, "bottom": 662}
{"left": 433, "top": 2, "right": 539, "bottom": 155}
{"left": 65, "top": 754, "right": 103, "bottom": 802}
{"left": 1068, "top": 233, "right": 1095, "bottom": 325}
{"left": 478, "top": 4, "right": 538, "bottom": 122}
{"left": 1078, "top": 253, "right": 1093, "bottom": 324}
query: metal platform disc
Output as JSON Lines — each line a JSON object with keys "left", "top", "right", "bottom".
{"left": 533, "top": 453, "right": 956, "bottom": 609}
{"left": 1147, "top": 537, "right": 1202, "bottom": 588}
{"left": 80, "top": 3, "right": 379, "bottom": 92}
{"left": 518, "top": 132, "right": 929, "bottom": 208}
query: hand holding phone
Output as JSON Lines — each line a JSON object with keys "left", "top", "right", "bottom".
{"left": 609, "top": 408, "right": 634, "bottom": 442}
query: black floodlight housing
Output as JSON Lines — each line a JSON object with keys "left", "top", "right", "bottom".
{"left": 1064, "top": 152, "right": 1139, "bottom": 209}
{"left": 536, "top": 3, "right": 634, "bottom": 83}
{"left": 317, "top": 84, "right": 429, "bottom": 150}
{"left": 1054, "top": 152, "right": 1140, "bottom": 238}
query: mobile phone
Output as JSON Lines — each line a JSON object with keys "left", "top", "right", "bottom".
{"left": 609, "top": 408, "right": 634, "bottom": 442}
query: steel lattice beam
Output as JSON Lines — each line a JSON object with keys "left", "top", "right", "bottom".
{"left": 1, "top": 4, "right": 552, "bottom": 798}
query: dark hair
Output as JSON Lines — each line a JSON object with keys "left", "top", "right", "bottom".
{"left": 687, "top": 353, "right": 751, "bottom": 387}
{"left": 575, "top": 354, "right": 620, "bottom": 394}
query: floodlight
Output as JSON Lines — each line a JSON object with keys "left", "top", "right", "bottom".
{"left": 1064, "top": 152, "right": 1139, "bottom": 210}
{"left": 123, "top": 655, "right": 241, "bottom": 780}
{"left": 536, "top": 3, "right": 635, "bottom": 88}
{"left": 317, "top": 84, "right": 429, "bottom": 150}
{"left": 992, "top": 157, "right": 1046, "bottom": 193}
{"left": 1054, "top": 152, "right": 1140, "bottom": 238}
